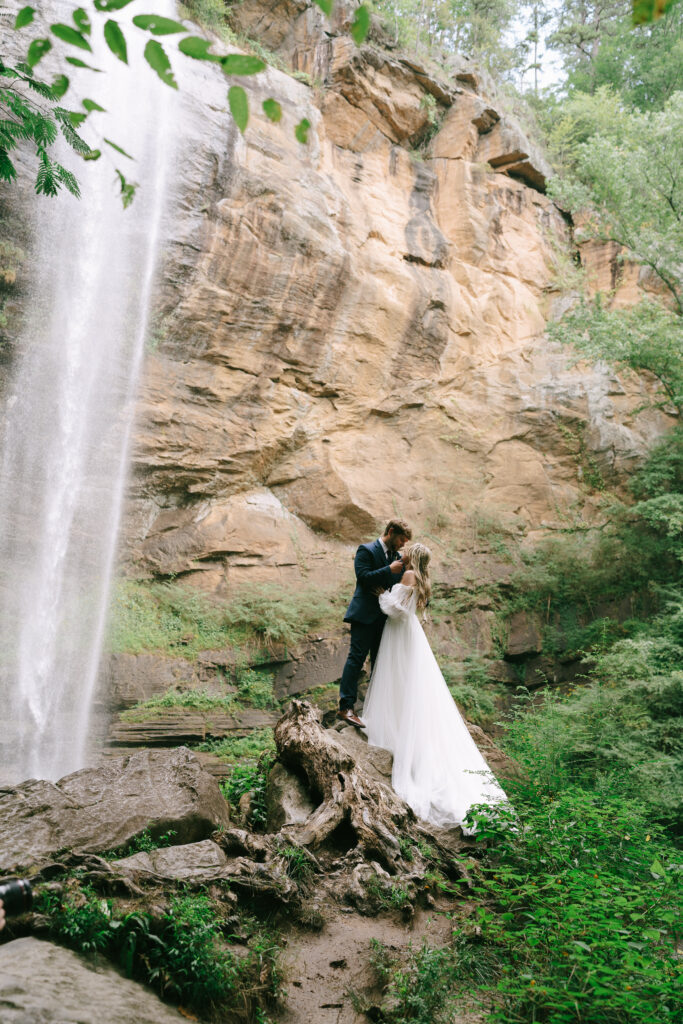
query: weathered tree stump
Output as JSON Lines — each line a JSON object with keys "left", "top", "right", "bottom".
{"left": 274, "top": 700, "right": 417, "bottom": 872}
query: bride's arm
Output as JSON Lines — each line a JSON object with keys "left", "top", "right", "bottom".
{"left": 379, "top": 573, "right": 415, "bottom": 619}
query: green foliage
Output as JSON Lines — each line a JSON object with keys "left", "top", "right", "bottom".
{"left": 122, "top": 688, "right": 236, "bottom": 720}
{"left": 549, "top": 299, "right": 683, "bottom": 416}
{"left": 36, "top": 885, "right": 282, "bottom": 1018}
{"left": 9, "top": 0, "right": 344, "bottom": 179}
{"left": 505, "top": 672, "right": 683, "bottom": 826}
{"left": 220, "top": 752, "right": 275, "bottom": 830}
{"left": 371, "top": 0, "right": 522, "bottom": 77}
{"left": 368, "top": 938, "right": 462, "bottom": 1023}
{"left": 108, "top": 578, "right": 343, "bottom": 658}
{"left": 365, "top": 874, "right": 414, "bottom": 911}
{"left": 197, "top": 727, "right": 276, "bottom": 765}
{"left": 548, "top": 92, "right": 683, "bottom": 313}
{"left": 278, "top": 843, "right": 314, "bottom": 882}
{"left": 0, "top": 60, "right": 91, "bottom": 197}
{"left": 104, "top": 826, "right": 178, "bottom": 860}
{"left": 462, "top": 786, "right": 681, "bottom": 1023}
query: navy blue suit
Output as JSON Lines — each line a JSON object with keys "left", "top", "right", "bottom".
{"left": 339, "top": 540, "right": 402, "bottom": 710}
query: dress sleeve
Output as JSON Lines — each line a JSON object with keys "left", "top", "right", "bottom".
{"left": 379, "top": 586, "right": 415, "bottom": 619}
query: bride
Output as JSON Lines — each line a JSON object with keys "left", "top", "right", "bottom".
{"left": 362, "top": 543, "right": 507, "bottom": 832}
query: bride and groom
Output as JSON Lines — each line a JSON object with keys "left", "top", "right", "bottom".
{"left": 338, "top": 519, "right": 506, "bottom": 831}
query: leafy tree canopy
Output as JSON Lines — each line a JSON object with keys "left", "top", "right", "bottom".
{"left": 2, "top": 0, "right": 371, "bottom": 200}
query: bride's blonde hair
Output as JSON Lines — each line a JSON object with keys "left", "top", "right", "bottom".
{"left": 406, "top": 542, "right": 431, "bottom": 613}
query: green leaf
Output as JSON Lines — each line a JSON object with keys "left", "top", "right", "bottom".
{"left": 27, "top": 38, "right": 51, "bottom": 69}
{"left": 295, "top": 117, "right": 311, "bottom": 144}
{"left": 14, "top": 6, "right": 36, "bottom": 29}
{"left": 0, "top": 149, "right": 17, "bottom": 183}
{"left": 220, "top": 54, "right": 266, "bottom": 76}
{"left": 228, "top": 85, "right": 248, "bottom": 133}
{"left": 83, "top": 148, "right": 101, "bottom": 161}
{"left": 56, "top": 163, "right": 80, "bottom": 198}
{"left": 104, "top": 20, "right": 127, "bottom": 64}
{"left": 66, "top": 57, "right": 102, "bottom": 72}
{"left": 649, "top": 858, "right": 666, "bottom": 878}
{"left": 94, "top": 0, "right": 136, "bottom": 9}
{"left": 312, "top": 0, "right": 333, "bottom": 13}
{"left": 104, "top": 137, "right": 133, "bottom": 159}
{"left": 633, "top": 0, "right": 677, "bottom": 25}
{"left": 115, "top": 169, "right": 138, "bottom": 208}
{"left": 143, "top": 40, "right": 177, "bottom": 88}
{"left": 132, "top": 15, "right": 188, "bottom": 35}
{"left": 262, "top": 98, "right": 282, "bottom": 123}
{"left": 82, "top": 98, "right": 106, "bottom": 112}
{"left": 51, "top": 75, "right": 70, "bottom": 99}
{"left": 72, "top": 8, "right": 91, "bottom": 35}
{"left": 177, "top": 36, "right": 221, "bottom": 61}
{"left": 50, "top": 23, "right": 92, "bottom": 51}
{"left": 350, "top": 5, "right": 370, "bottom": 45}
{"left": 67, "top": 111, "right": 88, "bottom": 127}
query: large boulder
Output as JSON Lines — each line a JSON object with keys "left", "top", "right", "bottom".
{"left": 0, "top": 937, "right": 186, "bottom": 1023}
{"left": 0, "top": 748, "right": 230, "bottom": 873}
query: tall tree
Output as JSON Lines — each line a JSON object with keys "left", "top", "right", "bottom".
{"left": 549, "top": 0, "right": 632, "bottom": 92}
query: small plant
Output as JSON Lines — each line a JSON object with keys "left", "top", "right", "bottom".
{"left": 234, "top": 667, "right": 278, "bottom": 709}
{"left": 278, "top": 844, "right": 314, "bottom": 883}
{"left": 105, "top": 827, "right": 178, "bottom": 860}
{"left": 221, "top": 752, "right": 275, "bottom": 830}
{"left": 368, "top": 939, "right": 460, "bottom": 1023}
{"left": 365, "top": 874, "right": 413, "bottom": 912}
{"left": 399, "top": 835, "right": 415, "bottom": 862}
{"left": 197, "top": 727, "right": 276, "bottom": 765}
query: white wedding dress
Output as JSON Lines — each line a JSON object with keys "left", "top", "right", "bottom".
{"left": 362, "top": 583, "right": 507, "bottom": 831}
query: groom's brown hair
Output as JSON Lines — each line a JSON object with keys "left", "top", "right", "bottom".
{"left": 384, "top": 519, "right": 412, "bottom": 539}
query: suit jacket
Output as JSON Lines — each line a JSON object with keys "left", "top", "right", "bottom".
{"left": 344, "top": 539, "right": 403, "bottom": 624}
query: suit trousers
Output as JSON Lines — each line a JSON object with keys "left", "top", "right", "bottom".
{"left": 339, "top": 617, "right": 385, "bottom": 710}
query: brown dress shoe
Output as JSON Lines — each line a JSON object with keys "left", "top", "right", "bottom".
{"left": 337, "top": 708, "right": 365, "bottom": 729}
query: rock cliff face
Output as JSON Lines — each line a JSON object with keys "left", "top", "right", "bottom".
{"left": 122, "top": 5, "right": 672, "bottom": 594}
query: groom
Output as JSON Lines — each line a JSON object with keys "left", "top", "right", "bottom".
{"left": 338, "top": 519, "right": 412, "bottom": 728}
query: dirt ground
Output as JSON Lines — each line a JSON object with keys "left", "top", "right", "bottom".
{"left": 276, "top": 901, "right": 487, "bottom": 1024}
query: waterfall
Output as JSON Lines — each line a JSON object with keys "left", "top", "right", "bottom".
{"left": 0, "top": 1, "right": 178, "bottom": 782}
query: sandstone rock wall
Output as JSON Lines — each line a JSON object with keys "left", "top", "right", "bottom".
{"left": 122, "top": 6, "right": 673, "bottom": 596}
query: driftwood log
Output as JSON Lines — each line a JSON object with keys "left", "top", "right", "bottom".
{"left": 274, "top": 700, "right": 417, "bottom": 872}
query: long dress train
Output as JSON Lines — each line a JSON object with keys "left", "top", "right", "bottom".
{"left": 362, "top": 583, "right": 507, "bottom": 831}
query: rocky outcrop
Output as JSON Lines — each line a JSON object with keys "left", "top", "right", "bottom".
{"left": 0, "top": 938, "right": 187, "bottom": 1024}
{"left": 116, "top": 6, "right": 673, "bottom": 598}
{"left": 0, "top": 748, "right": 230, "bottom": 872}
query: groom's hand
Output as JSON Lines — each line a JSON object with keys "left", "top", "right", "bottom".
{"left": 389, "top": 559, "right": 403, "bottom": 574}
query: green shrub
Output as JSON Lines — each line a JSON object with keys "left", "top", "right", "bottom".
{"left": 461, "top": 789, "right": 681, "bottom": 1024}
{"left": 369, "top": 938, "right": 461, "bottom": 1023}
{"left": 221, "top": 753, "right": 275, "bottom": 830}
{"left": 36, "top": 886, "right": 282, "bottom": 1019}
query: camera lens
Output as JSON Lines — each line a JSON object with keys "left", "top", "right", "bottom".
{"left": 0, "top": 878, "right": 33, "bottom": 917}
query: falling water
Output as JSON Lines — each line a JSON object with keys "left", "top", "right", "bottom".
{"left": 0, "top": 1, "right": 178, "bottom": 782}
